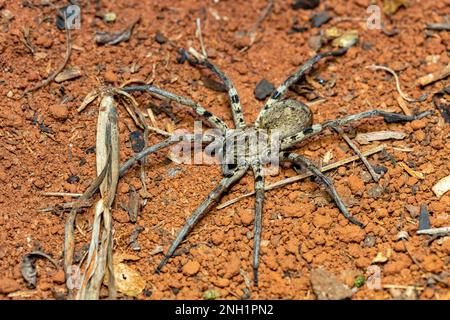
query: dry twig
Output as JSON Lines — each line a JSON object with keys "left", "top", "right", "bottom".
{"left": 22, "top": 27, "right": 72, "bottom": 96}
{"left": 366, "top": 65, "right": 426, "bottom": 103}
{"left": 416, "top": 63, "right": 450, "bottom": 87}
{"left": 332, "top": 126, "right": 381, "bottom": 181}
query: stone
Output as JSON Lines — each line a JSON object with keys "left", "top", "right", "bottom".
{"left": 292, "top": 0, "right": 320, "bottom": 10}
{"left": 254, "top": 79, "right": 275, "bottom": 100}
{"left": 182, "top": 260, "right": 200, "bottom": 276}
{"left": 0, "top": 279, "right": 20, "bottom": 294}
{"left": 49, "top": 104, "right": 69, "bottom": 121}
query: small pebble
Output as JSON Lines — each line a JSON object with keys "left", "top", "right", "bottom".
{"left": 254, "top": 79, "right": 275, "bottom": 100}
{"left": 130, "top": 131, "right": 145, "bottom": 153}
{"left": 292, "top": 0, "right": 320, "bottom": 10}
{"left": 103, "top": 12, "right": 117, "bottom": 23}
{"left": 310, "top": 11, "right": 331, "bottom": 28}
{"left": 155, "top": 31, "right": 167, "bottom": 44}
{"left": 367, "top": 185, "right": 385, "bottom": 198}
{"left": 52, "top": 270, "right": 66, "bottom": 284}
{"left": 0, "top": 279, "right": 21, "bottom": 294}
{"left": 418, "top": 204, "right": 431, "bottom": 230}
{"left": 33, "top": 179, "right": 45, "bottom": 189}
{"left": 66, "top": 175, "right": 80, "bottom": 184}
{"left": 364, "top": 234, "right": 376, "bottom": 247}
{"left": 104, "top": 70, "right": 118, "bottom": 83}
{"left": 182, "top": 260, "right": 200, "bottom": 276}
{"left": 49, "top": 104, "right": 69, "bottom": 121}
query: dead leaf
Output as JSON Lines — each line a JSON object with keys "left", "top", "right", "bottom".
{"left": 383, "top": 0, "right": 408, "bottom": 15}
{"left": 55, "top": 67, "right": 82, "bottom": 83}
{"left": 21, "top": 251, "right": 58, "bottom": 289}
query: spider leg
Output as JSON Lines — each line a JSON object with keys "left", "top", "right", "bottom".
{"left": 251, "top": 162, "right": 264, "bottom": 287}
{"left": 182, "top": 50, "right": 246, "bottom": 129}
{"left": 281, "top": 152, "right": 365, "bottom": 228}
{"left": 122, "top": 85, "right": 228, "bottom": 132}
{"left": 119, "top": 133, "right": 214, "bottom": 177}
{"left": 156, "top": 165, "right": 249, "bottom": 273}
{"left": 255, "top": 48, "right": 348, "bottom": 126}
{"left": 281, "top": 109, "right": 433, "bottom": 149}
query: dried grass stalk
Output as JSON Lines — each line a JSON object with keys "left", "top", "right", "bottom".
{"left": 77, "top": 93, "right": 119, "bottom": 300}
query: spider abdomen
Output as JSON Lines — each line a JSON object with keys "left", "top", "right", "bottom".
{"left": 257, "top": 99, "right": 313, "bottom": 138}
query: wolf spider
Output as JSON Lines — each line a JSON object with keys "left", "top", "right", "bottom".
{"left": 122, "top": 47, "right": 431, "bottom": 286}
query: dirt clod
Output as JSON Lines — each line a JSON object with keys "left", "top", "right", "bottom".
{"left": 182, "top": 260, "right": 200, "bottom": 276}
{"left": 310, "top": 268, "right": 353, "bottom": 300}
{"left": 347, "top": 175, "right": 365, "bottom": 193}
{"left": 224, "top": 255, "right": 241, "bottom": 279}
{"left": 0, "top": 279, "right": 20, "bottom": 294}
{"left": 48, "top": 104, "right": 69, "bottom": 121}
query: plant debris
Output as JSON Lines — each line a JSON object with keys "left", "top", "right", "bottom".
{"left": 95, "top": 17, "right": 140, "bottom": 45}
{"left": 417, "top": 227, "right": 450, "bottom": 236}
{"left": 55, "top": 67, "right": 82, "bottom": 83}
{"left": 432, "top": 86, "right": 450, "bottom": 123}
{"left": 104, "top": 12, "right": 117, "bottom": 23}
{"left": 398, "top": 162, "right": 425, "bottom": 180}
{"left": 121, "top": 186, "right": 141, "bottom": 223}
{"left": 56, "top": 5, "right": 78, "bottom": 30}
{"left": 22, "top": 251, "right": 59, "bottom": 289}
{"left": 417, "top": 63, "right": 450, "bottom": 86}
{"left": 367, "top": 65, "right": 427, "bottom": 103}
{"left": 129, "top": 225, "right": 144, "bottom": 251}
{"left": 203, "top": 289, "right": 220, "bottom": 300}
{"left": 432, "top": 174, "right": 450, "bottom": 199}
{"left": 22, "top": 26, "right": 72, "bottom": 96}
{"left": 383, "top": 0, "right": 408, "bottom": 15}
{"left": 372, "top": 249, "right": 392, "bottom": 264}
{"left": 355, "top": 131, "right": 406, "bottom": 145}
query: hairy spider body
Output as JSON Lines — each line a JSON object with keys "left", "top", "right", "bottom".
{"left": 123, "top": 48, "right": 431, "bottom": 286}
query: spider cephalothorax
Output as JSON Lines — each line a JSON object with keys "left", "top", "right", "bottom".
{"left": 122, "top": 47, "right": 431, "bottom": 286}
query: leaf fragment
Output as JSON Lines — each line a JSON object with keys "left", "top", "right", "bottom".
{"left": 432, "top": 174, "right": 450, "bottom": 199}
{"left": 398, "top": 162, "right": 425, "bottom": 180}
